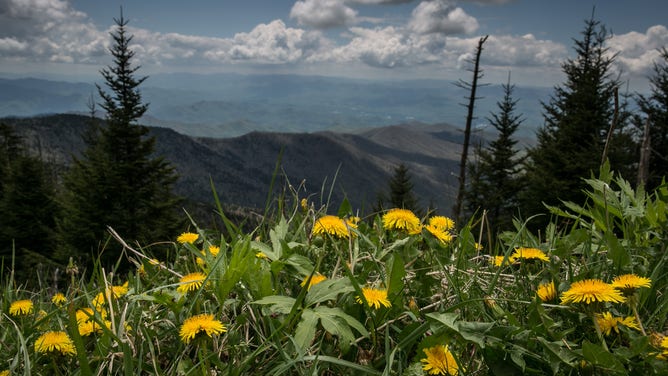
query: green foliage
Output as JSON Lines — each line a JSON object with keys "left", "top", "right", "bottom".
{"left": 376, "top": 163, "right": 421, "bottom": 215}
{"left": 636, "top": 47, "right": 668, "bottom": 191}
{"left": 56, "top": 13, "right": 182, "bottom": 271}
{"left": 1, "top": 164, "right": 668, "bottom": 375}
{"left": 465, "top": 78, "right": 526, "bottom": 238}
{"left": 522, "top": 15, "right": 638, "bottom": 226}
{"left": 0, "top": 123, "right": 59, "bottom": 284}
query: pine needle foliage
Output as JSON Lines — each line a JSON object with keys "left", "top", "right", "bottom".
{"left": 465, "top": 77, "right": 525, "bottom": 236}
{"left": 56, "top": 12, "right": 182, "bottom": 271}
{"left": 521, "top": 14, "right": 636, "bottom": 225}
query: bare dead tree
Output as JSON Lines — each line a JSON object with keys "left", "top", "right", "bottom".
{"left": 637, "top": 116, "right": 651, "bottom": 187}
{"left": 452, "top": 35, "right": 488, "bottom": 223}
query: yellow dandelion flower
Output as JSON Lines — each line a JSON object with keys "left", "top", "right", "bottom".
{"left": 255, "top": 252, "right": 270, "bottom": 260}
{"left": 300, "top": 274, "right": 327, "bottom": 290}
{"left": 537, "top": 281, "right": 557, "bottom": 302}
{"left": 177, "top": 272, "right": 207, "bottom": 293}
{"left": 511, "top": 247, "right": 549, "bottom": 262}
{"left": 560, "top": 279, "right": 626, "bottom": 305}
{"left": 424, "top": 224, "right": 453, "bottom": 244}
{"left": 207, "top": 245, "right": 221, "bottom": 257}
{"left": 421, "top": 344, "right": 461, "bottom": 375}
{"left": 611, "top": 274, "right": 652, "bottom": 296}
{"left": 177, "top": 232, "right": 199, "bottom": 244}
{"left": 9, "top": 299, "right": 33, "bottom": 316}
{"left": 312, "top": 215, "right": 353, "bottom": 239}
{"left": 300, "top": 198, "right": 308, "bottom": 211}
{"left": 356, "top": 287, "right": 391, "bottom": 309}
{"left": 34, "top": 331, "right": 76, "bottom": 356}
{"left": 596, "top": 312, "right": 641, "bottom": 336}
{"left": 51, "top": 293, "right": 67, "bottom": 306}
{"left": 428, "top": 216, "right": 455, "bottom": 231}
{"left": 0, "top": 370, "right": 8, "bottom": 376}
{"left": 179, "top": 313, "right": 226, "bottom": 344}
{"left": 95, "top": 281, "right": 130, "bottom": 308}
{"left": 382, "top": 208, "right": 421, "bottom": 234}
{"left": 76, "top": 308, "right": 110, "bottom": 336}
{"left": 492, "top": 255, "right": 511, "bottom": 267}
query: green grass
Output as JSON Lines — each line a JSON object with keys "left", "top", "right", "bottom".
{"left": 1, "top": 166, "right": 668, "bottom": 375}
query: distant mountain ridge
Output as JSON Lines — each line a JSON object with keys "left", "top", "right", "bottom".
{"left": 2, "top": 114, "right": 468, "bottom": 215}
{"left": 0, "top": 74, "right": 550, "bottom": 140}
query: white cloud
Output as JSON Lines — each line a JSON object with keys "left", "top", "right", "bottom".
{"left": 408, "top": 0, "right": 478, "bottom": 35}
{"left": 0, "top": 0, "right": 106, "bottom": 63}
{"left": 346, "top": 0, "right": 414, "bottom": 4}
{"left": 290, "top": 0, "right": 358, "bottom": 29}
{"left": 607, "top": 25, "right": 668, "bottom": 76}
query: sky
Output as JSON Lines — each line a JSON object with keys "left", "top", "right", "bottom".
{"left": 1, "top": 0, "right": 668, "bottom": 89}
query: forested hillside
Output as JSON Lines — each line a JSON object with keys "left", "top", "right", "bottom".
{"left": 2, "top": 114, "right": 465, "bottom": 215}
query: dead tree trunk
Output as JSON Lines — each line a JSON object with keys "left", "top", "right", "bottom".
{"left": 452, "top": 35, "right": 488, "bottom": 223}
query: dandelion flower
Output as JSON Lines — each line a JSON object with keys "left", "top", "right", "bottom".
{"left": 51, "top": 293, "right": 67, "bottom": 306}
{"left": 300, "top": 274, "right": 327, "bottom": 290}
{"left": 421, "top": 344, "right": 461, "bottom": 375}
{"left": 428, "top": 216, "right": 455, "bottom": 231}
{"left": 177, "top": 272, "right": 207, "bottom": 293}
{"left": 596, "top": 312, "right": 641, "bottom": 336}
{"left": 179, "top": 313, "right": 226, "bottom": 344}
{"left": 9, "top": 299, "right": 33, "bottom": 316}
{"left": 255, "top": 252, "right": 269, "bottom": 260}
{"left": 560, "top": 279, "right": 626, "bottom": 305}
{"left": 76, "top": 308, "right": 110, "bottom": 336}
{"left": 511, "top": 247, "right": 549, "bottom": 262}
{"left": 356, "top": 287, "right": 391, "bottom": 309}
{"left": 0, "top": 370, "right": 8, "bottom": 376}
{"left": 312, "top": 215, "right": 353, "bottom": 239}
{"left": 492, "top": 255, "right": 511, "bottom": 267}
{"left": 382, "top": 208, "right": 421, "bottom": 234}
{"left": 300, "top": 198, "right": 308, "bottom": 211}
{"left": 177, "top": 232, "right": 199, "bottom": 244}
{"left": 424, "top": 224, "right": 453, "bottom": 244}
{"left": 34, "top": 331, "right": 76, "bottom": 356}
{"left": 611, "top": 274, "right": 651, "bottom": 296}
{"left": 537, "top": 281, "right": 557, "bottom": 302}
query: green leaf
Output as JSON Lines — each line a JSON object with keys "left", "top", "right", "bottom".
{"left": 387, "top": 253, "right": 406, "bottom": 301}
{"left": 314, "top": 307, "right": 355, "bottom": 353}
{"left": 253, "top": 295, "right": 297, "bottom": 314}
{"left": 284, "top": 254, "right": 314, "bottom": 275}
{"left": 305, "top": 278, "right": 353, "bottom": 307}
{"left": 294, "top": 310, "right": 318, "bottom": 353}
{"left": 604, "top": 232, "right": 630, "bottom": 269}
{"left": 314, "top": 306, "right": 368, "bottom": 337}
{"left": 581, "top": 341, "right": 628, "bottom": 375}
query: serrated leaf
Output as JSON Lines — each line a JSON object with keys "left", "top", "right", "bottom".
{"left": 581, "top": 341, "right": 627, "bottom": 375}
{"left": 294, "top": 310, "right": 318, "bottom": 353}
{"left": 315, "top": 308, "right": 355, "bottom": 353}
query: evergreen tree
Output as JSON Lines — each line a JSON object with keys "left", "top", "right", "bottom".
{"left": 636, "top": 47, "right": 668, "bottom": 190}
{"left": 465, "top": 77, "right": 525, "bottom": 235}
{"left": 388, "top": 163, "right": 419, "bottom": 212}
{"left": 0, "top": 123, "right": 58, "bottom": 281}
{"left": 57, "top": 12, "right": 182, "bottom": 270}
{"left": 521, "top": 14, "right": 635, "bottom": 222}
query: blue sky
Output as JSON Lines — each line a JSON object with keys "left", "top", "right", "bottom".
{"left": 2, "top": 0, "right": 667, "bottom": 89}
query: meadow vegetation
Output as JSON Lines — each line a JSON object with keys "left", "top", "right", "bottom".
{"left": 1, "top": 163, "right": 667, "bottom": 375}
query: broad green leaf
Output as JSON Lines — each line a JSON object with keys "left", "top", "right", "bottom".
{"left": 253, "top": 295, "right": 297, "bottom": 314}
{"left": 284, "top": 254, "right": 314, "bottom": 275}
{"left": 581, "top": 341, "right": 627, "bottom": 375}
{"left": 305, "top": 278, "right": 353, "bottom": 307}
{"left": 314, "top": 307, "right": 355, "bottom": 353}
{"left": 537, "top": 337, "right": 577, "bottom": 374}
{"left": 294, "top": 310, "right": 318, "bottom": 352}
{"left": 604, "top": 232, "right": 630, "bottom": 269}
{"left": 387, "top": 253, "right": 406, "bottom": 300}
{"left": 314, "top": 306, "right": 368, "bottom": 337}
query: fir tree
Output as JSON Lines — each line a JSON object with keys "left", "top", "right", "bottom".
{"left": 465, "top": 77, "right": 525, "bottom": 236}
{"left": 388, "top": 163, "right": 419, "bottom": 212}
{"left": 56, "top": 12, "right": 182, "bottom": 270}
{"left": 0, "top": 123, "right": 58, "bottom": 281}
{"left": 636, "top": 47, "right": 668, "bottom": 190}
{"left": 521, "top": 14, "right": 635, "bottom": 222}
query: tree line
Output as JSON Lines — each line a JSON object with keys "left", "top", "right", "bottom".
{"left": 379, "top": 14, "right": 667, "bottom": 245}
{"left": 2, "top": 13, "right": 667, "bottom": 283}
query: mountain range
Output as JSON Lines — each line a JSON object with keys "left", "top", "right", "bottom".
{"left": 0, "top": 73, "right": 550, "bottom": 140}
{"left": 2, "top": 114, "right": 471, "bottom": 217}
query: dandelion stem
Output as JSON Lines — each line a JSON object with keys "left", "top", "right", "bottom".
{"left": 631, "top": 304, "right": 647, "bottom": 336}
